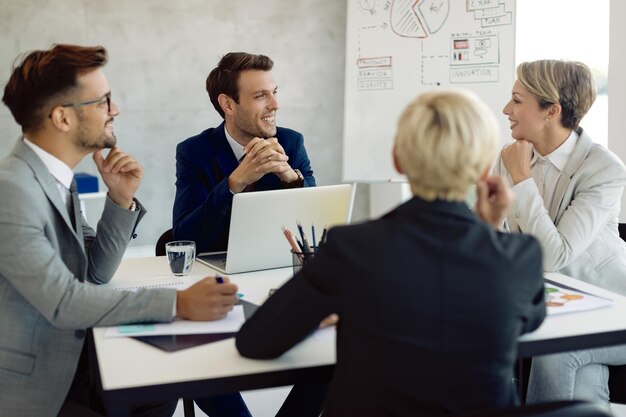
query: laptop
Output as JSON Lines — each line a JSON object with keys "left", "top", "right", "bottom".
{"left": 197, "top": 184, "right": 356, "bottom": 274}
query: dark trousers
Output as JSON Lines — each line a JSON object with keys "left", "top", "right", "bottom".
{"left": 58, "top": 342, "right": 177, "bottom": 417}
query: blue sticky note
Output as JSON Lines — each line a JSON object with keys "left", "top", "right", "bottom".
{"left": 118, "top": 324, "right": 156, "bottom": 334}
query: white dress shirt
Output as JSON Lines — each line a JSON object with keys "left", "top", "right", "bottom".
{"left": 23, "top": 137, "right": 74, "bottom": 208}
{"left": 224, "top": 126, "right": 245, "bottom": 162}
{"left": 523, "top": 129, "right": 579, "bottom": 210}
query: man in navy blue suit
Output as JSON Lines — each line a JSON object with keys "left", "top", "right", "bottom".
{"left": 173, "top": 52, "right": 323, "bottom": 417}
{"left": 173, "top": 52, "right": 315, "bottom": 253}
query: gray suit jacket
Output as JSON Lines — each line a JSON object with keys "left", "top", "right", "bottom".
{"left": 494, "top": 128, "right": 626, "bottom": 295}
{"left": 0, "top": 139, "right": 176, "bottom": 417}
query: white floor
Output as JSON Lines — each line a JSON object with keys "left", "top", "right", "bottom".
{"left": 170, "top": 387, "right": 292, "bottom": 417}
{"left": 614, "top": 403, "right": 626, "bottom": 417}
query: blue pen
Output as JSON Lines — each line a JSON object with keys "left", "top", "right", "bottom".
{"left": 296, "top": 221, "right": 306, "bottom": 244}
{"left": 216, "top": 275, "right": 243, "bottom": 298}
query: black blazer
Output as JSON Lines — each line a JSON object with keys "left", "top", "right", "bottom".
{"left": 172, "top": 123, "right": 315, "bottom": 252}
{"left": 237, "top": 197, "right": 546, "bottom": 417}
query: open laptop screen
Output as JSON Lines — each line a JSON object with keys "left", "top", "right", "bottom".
{"left": 198, "top": 184, "right": 355, "bottom": 274}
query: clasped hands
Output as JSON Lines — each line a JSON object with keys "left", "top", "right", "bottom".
{"left": 228, "top": 137, "right": 299, "bottom": 193}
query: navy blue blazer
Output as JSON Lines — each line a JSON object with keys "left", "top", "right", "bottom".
{"left": 237, "top": 197, "right": 546, "bottom": 416}
{"left": 173, "top": 123, "right": 315, "bottom": 253}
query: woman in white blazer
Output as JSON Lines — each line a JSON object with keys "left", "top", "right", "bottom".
{"left": 493, "top": 59, "right": 626, "bottom": 405}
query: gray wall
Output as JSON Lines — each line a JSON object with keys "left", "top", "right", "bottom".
{"left": 0, "top": 0, "right": 367, "bottom": 247}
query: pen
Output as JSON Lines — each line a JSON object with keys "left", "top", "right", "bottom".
{"left": 296, "top": 221, "right": 306, "bottom": 244}
{"left": 216, "top": 275, "right": 242, "bottom": 297}
{"left": 311, "top": 224, "right": 316, "bottom": 251}
{"left": 296, "top": 238, "right": 305, "bottom": 253}
{"left": 320, "top": 226, "right": 328, "bottom": 245}
{"left": 302, "top": 234, "right": 311, "bottom": 253}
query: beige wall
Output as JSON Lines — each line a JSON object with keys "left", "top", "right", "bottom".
{"left": 609, "top": 0, "right": 626, "bottom": 221}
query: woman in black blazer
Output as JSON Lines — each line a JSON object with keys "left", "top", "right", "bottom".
{"left": 237, "top": 90, "right": 547, "bottom": 416}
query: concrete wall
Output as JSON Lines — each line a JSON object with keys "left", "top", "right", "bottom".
{"left": 0, "top": 0, "right": 367, "bottom": 247}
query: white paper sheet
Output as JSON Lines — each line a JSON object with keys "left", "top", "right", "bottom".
{"left": 104, "top": 305, "right": 245, "bottom": 337}
{"left": 545, "top": 280, "right": 613, "bottom": 315}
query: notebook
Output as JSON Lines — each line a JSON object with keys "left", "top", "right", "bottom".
{"left": 197, "top": 183, "right": 355, "bottom": 274}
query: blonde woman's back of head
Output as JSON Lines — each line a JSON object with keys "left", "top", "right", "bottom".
{"left": 394, "top": 90, "right": 499, "bottom": 201}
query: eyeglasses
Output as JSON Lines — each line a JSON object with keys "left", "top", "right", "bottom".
{"left": 60, "top": 92, "right": 112, "bottom": 113}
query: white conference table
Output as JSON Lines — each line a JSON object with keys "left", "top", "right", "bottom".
{"left": 93, "top": 257, "right": 331, "bottom": 415}
{"left": 92, "top": 257, "right": 626, "bottom": 415}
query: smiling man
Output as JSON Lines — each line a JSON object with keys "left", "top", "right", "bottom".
{"left": 173, "top": 52, "right": 323, "bottom": 417}
{"left": 0, "top": 44, "right": 241, "bottom": 417}
{"left": 172, "top": 52, "right": 316, "bottom": 254}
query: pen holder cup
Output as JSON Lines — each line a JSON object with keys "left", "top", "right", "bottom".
{"left": 291, "top": 249, "right": 316, "bottom": 275}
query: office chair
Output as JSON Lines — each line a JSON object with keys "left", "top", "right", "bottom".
{"left": 607, "top": 223, "right": 626, "bottom": 403}
{"left": 469, "top": 400, "right": 612, "bottom": 417}
{"left": 155, "top": 228, "right": 173, "bottom": 256}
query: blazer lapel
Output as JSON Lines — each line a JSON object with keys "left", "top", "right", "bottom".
{"left": 211, "top": 124, "right": 239, "bottom": 183}
{"left": 549, "top": 128, "right": 593, "bottom": 223}
{"left": 12, "top": 139, "right": 81, "bottom": 241}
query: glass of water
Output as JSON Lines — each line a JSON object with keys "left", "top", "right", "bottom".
{"left": 165, "top": 240, "right": 196, "bottom": 276}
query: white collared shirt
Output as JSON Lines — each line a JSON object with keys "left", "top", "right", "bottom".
{"left": 530, "top": 130, "right": 578, "bottom": 210}
{"left": 224, "top": 125, "right": 245, "bottom": 162}
{"left": 23, "top": 137, "right": 74, "bottom": 206}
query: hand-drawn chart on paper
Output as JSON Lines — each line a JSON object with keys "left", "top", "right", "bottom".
{"left": 344, "top": 0, "right": 516, "bottom": 181}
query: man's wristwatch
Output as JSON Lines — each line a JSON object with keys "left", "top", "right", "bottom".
{"left": 282, "top": 169, "right": 305, "bottom": 188}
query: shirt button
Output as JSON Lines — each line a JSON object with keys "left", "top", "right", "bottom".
{"left": 514, "top": 211, "right": 521, "bottom": 219}
{"left": 75, "top": 329, "right": 86, "bottom": 339}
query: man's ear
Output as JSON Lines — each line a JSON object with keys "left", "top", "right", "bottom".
{"left": 48, "top": 106, "right": 72, "bottom": 133}
{"left": 392, "top": 144, "right": 404, "bottom": 174}
{"left": 218, "top": 93, "right": 235, "bottom": 116}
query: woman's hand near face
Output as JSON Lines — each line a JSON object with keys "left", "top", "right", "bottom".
{"left": 501, "top": 140, "right": 533, "bottom": 185}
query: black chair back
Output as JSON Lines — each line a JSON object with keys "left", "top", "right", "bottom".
{"left": 608, "top": 223, "right": 626, "bottom": 403}
{"left": 155, "top": 229, "right": 174, "bottom": 256}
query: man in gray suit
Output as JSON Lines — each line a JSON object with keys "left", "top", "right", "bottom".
{"left": 0, "top": 44, "right": 239, "bottom": 417}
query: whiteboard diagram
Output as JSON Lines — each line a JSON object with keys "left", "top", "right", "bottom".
{"left": 344, "top": 0, "right": 516, "bottom": 181}
{"left": 390, "top": 0, "right": 449, "bottom": 38}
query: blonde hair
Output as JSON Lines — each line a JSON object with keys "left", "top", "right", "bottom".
{"left": 394, "top": 90, "right": 498, "bottom": 201}
{"left": 517, "top": 60, "right": 596, "bottom": 129}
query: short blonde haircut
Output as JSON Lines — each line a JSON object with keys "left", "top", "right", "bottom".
{"left": 394, "top": 90, "right": 499, "bottom": 201}
{"left": 517, "top": 60, "right": 596, "bottom": 129}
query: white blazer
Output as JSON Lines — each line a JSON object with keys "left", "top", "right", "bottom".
{"left": 494, "top": 128, "right": 626, "bottom": 295}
